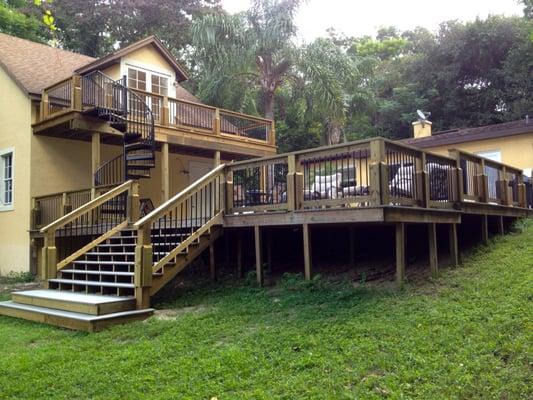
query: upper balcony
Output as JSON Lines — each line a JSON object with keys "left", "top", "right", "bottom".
{"left": 32, "top": 74, "right": 277, "bottom": 159}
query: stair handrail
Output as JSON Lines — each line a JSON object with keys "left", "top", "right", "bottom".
{"left": 94, "top": 154, "right": 125, "bottom": 187}
{"left": 40, "top": 180, "right": 139, "bottom": 280}
{"left": 132, "top": 164, "right": 226, "bottom": 309}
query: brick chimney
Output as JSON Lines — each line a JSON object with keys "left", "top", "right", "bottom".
{"left": 412, "top": 120, "right": 432, "bottom": 138}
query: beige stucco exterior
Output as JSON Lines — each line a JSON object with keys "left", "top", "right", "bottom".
{"left": 0, "top": 67, "right": 32, "bottom": 275}
{"left": 425, "top": 133, "right": 533, "bottom": 173}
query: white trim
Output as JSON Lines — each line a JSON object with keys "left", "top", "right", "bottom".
{"left": 0, "top": 147, "right": 14, "bottom": 212}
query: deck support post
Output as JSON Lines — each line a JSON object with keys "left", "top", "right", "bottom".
{"left": 370, "top": 139, "right": 388, "bottom": 206}
{"left": 428, "top": 223, "right": 438, "bottom": 278}
{"left": 497, "top": 215, "right": 505, "bottom": 235}
{"left": 209, "top": 243, "right": 216, "bottom": 281}
{"left": 448, "top": 223, "right": 460, "bottom": 267}
{"left": 481, "top": 214, "right": 489, "bottom": 245}
{"left": 395, "top": 222, "right": 406, "bottom": 287}
{"left": 254, "top": 226, "right": 263, "bottom": 285}
{"left": 41, "top": 231, "right": 57, "bottom": 280}
{"left": 161, "top": 143, "right": 170, "bottom": 202}
{"left": 237, "top": 231, "right": 243, "bottom": 278}
{"left": 303, "top": 223, "right": 312, "bottom": 281}
{"left": 91, "top": 132, "right": 101, "bottom": 198}
{"left": 214, "top": 150, "right": 221, "bottom": 167}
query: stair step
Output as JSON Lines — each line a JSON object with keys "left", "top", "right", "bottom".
{"left": 0, "top": 301, "right": 153, "bottom": 332}
{"left": 73, "top": 260, "right": 134, "bottom": 266}
{"left": 87, "top": 252, "right": 134, "bottom": 256}
{"left": 125, "top": 164, "right": 153, "bottom": 170}
{"left": 126, "top": 154, "right": 155, "bottom": 162}
{"left": 47, "top": 279, "right": 135, "bottom": 289}
{"left": 127, "top": 173, "right": 151, "bottom": 179}
{"left": 60, "top": 269, "right": 134, "bottom": 277}
{"left": 11, "top": 290, "right": 135, "bottom": 315}
{"left": 125, "top": 142, "right": 153, "bottom": 151}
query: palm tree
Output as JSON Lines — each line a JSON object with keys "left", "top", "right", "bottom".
{"left": 191, "top": 0, "right": 301, "bottom": 120}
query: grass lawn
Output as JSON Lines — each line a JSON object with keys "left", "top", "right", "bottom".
{"left": 0, "top": 220, "right": 532, "bottom": 399}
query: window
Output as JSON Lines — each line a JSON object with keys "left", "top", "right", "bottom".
{"left": 475, "top": 150, "right": 501, "bottom": 163}
{"left": 128, "top": 68, "right": 146, "bottom": 91}
{"left": 151, "top": 74, "right": 168, "bottom": 96}
{"left": 0, "top": 149, "right": 14, "bottom": 211}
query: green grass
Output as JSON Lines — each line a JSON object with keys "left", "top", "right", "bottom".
{"left": 1, "top": 221, "right": 532, "bottom": 399}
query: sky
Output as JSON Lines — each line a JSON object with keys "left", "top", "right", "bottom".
{"left": 220, "top": 0, "right": 524, "bottom": 42}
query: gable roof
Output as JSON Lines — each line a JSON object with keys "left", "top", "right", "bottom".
{"left": 0, "top": 33, "right": 95, "bottom": 96}
{"left": 75, "top": 35, "right": 188, "bottom": 82}
{"left": 403, "top": 119, "right": 533, "bottom": 148}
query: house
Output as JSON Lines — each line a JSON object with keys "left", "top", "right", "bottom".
{"left": 0, "top": 33, "right": 276, "bottom": 277}
{"left": 404, "top": 118, "right": 533, "bottom": 176}
{"left": 0, "top": 33, "right": 530, "bottom": 331}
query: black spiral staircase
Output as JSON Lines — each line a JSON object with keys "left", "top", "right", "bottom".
{"left": 82, "top": 71, "right": 156, "bottom": 186}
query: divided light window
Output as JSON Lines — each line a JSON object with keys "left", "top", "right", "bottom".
{"left": 151, "top": 74, "right": 168, "bottom": 96}
{"left": 1, "top": 151, "right": 13, "bottom": 208}
{"left": 128, "top": 68, "right": 146, "bottom": 91}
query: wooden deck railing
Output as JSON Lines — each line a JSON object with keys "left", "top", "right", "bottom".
{"left": 226, "top": 138, "right": 528, "bottom": 214}
{"left": 39, "top": 181, "right": 139, "bottom": 280}
{"left": 38, "top": 74, "right": 275, "bottom": 147}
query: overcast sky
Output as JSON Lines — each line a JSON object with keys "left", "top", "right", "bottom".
{"left": 221, "top": 0, "right": 524, "bottom": 42}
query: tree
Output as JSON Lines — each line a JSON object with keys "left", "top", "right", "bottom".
{"left": 51, "top": 0, "right": 221, "bottom": 57}
{"left": 191, "top": 0, "right": 301, "bottom": 120}
{"left": 0, "top": 0, "right": 49, "bottom": 42}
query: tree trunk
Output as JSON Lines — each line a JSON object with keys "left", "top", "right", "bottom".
{"left": 263, "top": 90, "right": 275, "bottom": 121}
{"left": 326, "top": 121, "right": 343, "bottom": 145}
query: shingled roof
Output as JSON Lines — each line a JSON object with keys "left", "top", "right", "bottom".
{"left": 0, "top": 33, "right": 95, "bottom": 96}
{"left": 403, "top": 119, "right": 533, "bottom": 148}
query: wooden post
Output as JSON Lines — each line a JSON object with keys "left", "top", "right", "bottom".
{"left": 71, "top": 75, "right": 82, "bottom": 111}
{"left": 254, "top": 225, "right": 263, "bottom": 285}
{"left": 214, "top": 109, "right": 221, "bottom": 136}
{"left": 41, "top": 231, "right": 57, "bottom": 280}
{"left": 128, "top": 181, "right": 140, "bottom": 223}
{"left": 478, "top": 159, "right": 489, "bottom": 203}
{"left": 269, "top": 121, "right": 276, "bottom": 147}
{"left": 209, "top": 243, "right": 216, "bottom": 281}
{"left": 237, "top": 231, "right": 243, "bottom": 278}
{"left": 302, "top": 223, "right": 312, "bottom": 281}
{"left": 428, "top": 223, "right": 438, "bottom": 278}
{"left": 419, "top": 153, "right": 430, "bottom": 208}
{"left": 395, "top": 222, "right": 406, "bottom": 287}
{"left": 162, "top": 143, "right": 170, "bottom": 203}
{"left": 349, "top": 226, "right": 356, "bottom": 269}
{"left": 91, "top": 132, "right": 101, "bottom": 193}
{"left": 135, "top": 225, "right": 153, "bottom": 309}
{"left": 449, "top": 150, "right": 464, "bottom": 203}
{"left": 40, "top": 91, "right": 50, "bottom": 120}
{"left": 161, "top": 96, "right": 169, "bottom": 126}
{"left": 448, "top": 223, "right": 460, "bottom": 267}
{"left": 481, "top": 214, "right": 489, "bottom": 245}
{"left": 500, "top": 166, "right": 510, "bottom": 206}
{"left": 225, "top": 169, "right": 234, "bottom": 212}
{"left": 286, "top": 154, "right": 303, "bottom": 211}
{"left": 497, "top": 215, "right": 504, "bottom": 235}
{"left": 369, "top": 139, "right": 388, "bottom": 206}
{"left": 214, "top": 150, "right": 221, "bottom": 167}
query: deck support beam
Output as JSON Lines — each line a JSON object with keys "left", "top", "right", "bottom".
{"left": 448, "top": 223, "right": 460, "bottom": 267}
{"left": 428, "top": 223, "right": 438, "bottom": 278}
{"left": 254, "top": 226, "right": 263, "bottom": 285}
{"left": 481, "top": 214, "right": 489, "bottom": 245}
{"left": 303, "top": 223, "right": 312, "bottom": 280}
{"left": 395, "top": 222, "right": 406, "bottom": 287}
{"left": 161, "top": 142, "right": 170, "bottom": 202}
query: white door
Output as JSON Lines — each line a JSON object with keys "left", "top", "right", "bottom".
{"left": 189, "top": 161, "right": 213, "bottom": 226}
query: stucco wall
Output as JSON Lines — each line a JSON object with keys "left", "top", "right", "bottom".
{"left": 0, "top": 67, "right": 32, "bottom": 274}
{"left": 426, "top": 134, "right": 533, "bottom": 173}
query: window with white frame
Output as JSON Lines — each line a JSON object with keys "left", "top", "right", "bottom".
{"left": 475, "top": 150, "right": 501, "bottom": 163}
{"left": 151, "top": 74, "right": 168, "bottom": 96}
{"left": 0, "top": 149, "right": 14, "bottom": 210}
{"left": 127, "top": 68, "right": 147, "bottom": 91}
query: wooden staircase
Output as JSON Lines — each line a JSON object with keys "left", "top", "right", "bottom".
{"left": 0, "top": 166, "right": 226, "bottom": 331}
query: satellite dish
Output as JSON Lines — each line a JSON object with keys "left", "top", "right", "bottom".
{"left": 416, "top": 109, "right": 431, "bottom": 125}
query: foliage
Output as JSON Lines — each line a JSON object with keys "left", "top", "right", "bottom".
{"left": 49, "top": 0, "right": 221, "bottom": 57}
{"left": 0, "top": 220, "right": 532, "bottom": 398}
{"left": 0, "top": 271, "right": 34, "bottom": 284}
{"left": 0, "top": 0, "right": 48, "bottom": 42}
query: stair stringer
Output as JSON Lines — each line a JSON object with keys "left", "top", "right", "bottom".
{"left": 149, "top": 225, "right": 223, "bottom": 296}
